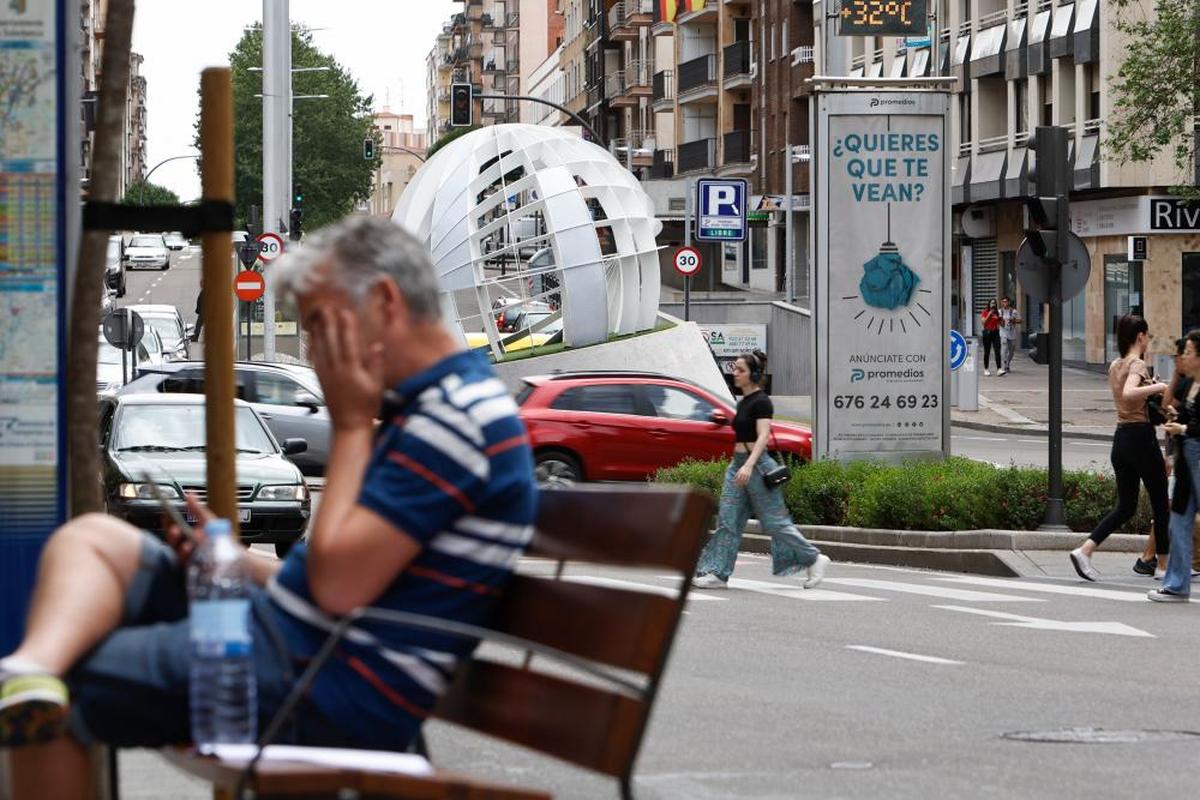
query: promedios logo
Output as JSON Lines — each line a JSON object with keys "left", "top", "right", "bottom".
{"left": 868, "top": 97, "right": 916, "bottom": 108}
{"left": 850, "top": 368, "right": 866, "bottom": 383}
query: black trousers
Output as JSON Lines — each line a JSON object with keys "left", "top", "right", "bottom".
{"left": 981, "top": 330, "right": 1001, "bottom": 370}
{"left": 1089, "top": 423, "right": 1170, "bottom": 555}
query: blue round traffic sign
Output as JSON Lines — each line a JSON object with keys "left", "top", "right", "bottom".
{"left": 949, "top": 330, "right": 967, "bottom": 371}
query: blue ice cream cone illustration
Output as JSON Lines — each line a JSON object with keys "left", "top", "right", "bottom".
{"left": 859, "top": 239, "right": 919, "bottom": 310}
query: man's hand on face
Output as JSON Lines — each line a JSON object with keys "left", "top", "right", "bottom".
{"left": 309, "top": 308, "right": 386, "bottom": 433}
{"left": 164, "top": 493, "right": 213, "bottom": 568}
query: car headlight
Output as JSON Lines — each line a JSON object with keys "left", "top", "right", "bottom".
{"left": 118, "top": 483, "right": 180, "bottom": 500}
{"left": 255, "top": 484, "right": 306, "bottom": 501}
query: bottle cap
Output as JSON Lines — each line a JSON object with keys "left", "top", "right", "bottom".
{"left": 204, "top": 518, "right": 233, "bottom": 538}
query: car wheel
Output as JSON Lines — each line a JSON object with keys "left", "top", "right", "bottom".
{"left": 535, "top": 450, "right": 582, "bottom": 489}
{"left": 275, "top": 541, "right": 294, "bottom": 559}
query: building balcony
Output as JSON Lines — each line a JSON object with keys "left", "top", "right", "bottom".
{"left": 652, "top": 69, "right": 675, "bottom": 110}
{"left": 605, "top": 72, "right": 633, "bottom": 107}
{"left": 677, "top": 54, "right": 718, "bottom": 102}
{"left": 609, "top": 0, "right": 654, "bottom": 41}
{"left": 676, "top": 0, "right": 717, "bottom": 25}
{"left": 677, "top": 137, "right": 716, "bottom": 173}
{"left": 651, "top": 2, "right": 674, "bottom": 37}
{"left": 651, "top": 148, "right": 675, "bottom": 179}
{"left": 722, "top": 129, "right": 752, "bottom": 167}
{"left": 722, "top": 40, "right": 752, "bottom": 90}
{"left": 611, "top": 132, "right": 655, "bottom": 167}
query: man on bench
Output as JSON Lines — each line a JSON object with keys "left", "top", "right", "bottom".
{"left": 0, "top": 217, "right": 538, "bottom": 799}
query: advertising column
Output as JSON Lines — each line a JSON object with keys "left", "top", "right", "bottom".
{"left": 0, "top": 0, "right": 67, "bottom": 650}
{"left": 813, "top": 90, "right": 951, "bottom": 461}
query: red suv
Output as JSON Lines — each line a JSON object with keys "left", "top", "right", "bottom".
{"left": 517, "top": 371, "right": 812, "bottom": 485}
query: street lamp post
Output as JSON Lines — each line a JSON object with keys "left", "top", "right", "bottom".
{"left": 137, "top": 153, "right": 199, "bottom": 204}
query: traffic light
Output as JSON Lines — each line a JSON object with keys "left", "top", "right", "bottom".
{"left": 1023, "top": 126, "right": 1070, "bottom": 262}
{"left": 450, "top": 83, "right": 472, "bottom": 127}
{"left": 289, "top": 207, "right": 303, "bottom": 242}
{"left": 363, "top": 137, "right": 375, "bottom": 160}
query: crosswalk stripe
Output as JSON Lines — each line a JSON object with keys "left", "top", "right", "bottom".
{"left": 560, "top": 575, "right": 726, "bottom": 601}
{"left": 822, "top": 577, "right": 1043, "bottom": 603}
{"left": 726, "top": 577, "right": 884, "bottom": 601}
{"left": 936, "top": 575, "right": 1149, "bottom": 603}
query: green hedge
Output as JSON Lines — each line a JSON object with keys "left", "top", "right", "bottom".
{"left": 653, "top": 457, "right": 1152, "bottom": 534}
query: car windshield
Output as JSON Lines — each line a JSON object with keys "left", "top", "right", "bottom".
{"left": 97, "top": 341, "right": 131, "bottom": 365}
{"left": 144, "top": 316, "right": 181, "bottom": 346}
{"left": 106, "top": 239, "right": 121, "bottom": 261}
{"left": 114, "top": 405, "right": 274, "bottom": 453}
{"left": 129, "top": 236, "right": 161, "bottom": 248}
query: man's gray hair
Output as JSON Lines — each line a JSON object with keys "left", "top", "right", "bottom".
{"left": 273, "top": 216, "right": 441, "bottom": 320}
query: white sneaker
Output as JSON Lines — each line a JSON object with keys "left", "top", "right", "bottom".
{"left": 803, "top": 554, "right": 831, "bottom": 589}
{"left": 1147, "top": 588, "right": 1189, "bottom": 603}
{"left": 1069, "top": 548, "right": 1101, "bottom": 582}
{"left": 983, "top": 369, "right": 991, "bottom": 376}
{"left": 1191, "top": 569, "right": 1200, "bottom": 580}
{"left": 692, "top": 574, "right": 728, "bottom": 589}
{"left": 997, "top": 368, "right": 1007, "bottom": 376}
{"left": 1154, "top": 567, "right": 1166, "bottom": 581}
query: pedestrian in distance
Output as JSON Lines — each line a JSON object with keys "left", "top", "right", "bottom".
{"left": 1149, "top": 331, "right": 1200, "bottom": 602}
{"left": 979, "top": 299, "right": 1002, "bottom": 376}
{"left": 0, "top": 216, "right": 539, "bottom": 799}
{"left": 1070, "top": 315, "right": 1171, "bottom": 582}
{"left": 997, "top": 295, "right": 1021, "bottom": 376}
{"left": 693, "top": 351, "right": 831, "bottom": 590}
{"left": 190, "top": 277, "right": 204, "bottom": 342}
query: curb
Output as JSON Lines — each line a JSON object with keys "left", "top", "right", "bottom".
{"left": 737, "top": 533, "right": 1021, "bottom": 577}
{"left": 951, "top": 418, "right": 1113, "bottom": 442}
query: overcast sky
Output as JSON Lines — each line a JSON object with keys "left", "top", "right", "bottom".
{"left": 131, "top": 0, "right": 458, "bottom": 201}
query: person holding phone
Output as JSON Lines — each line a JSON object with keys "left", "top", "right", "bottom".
{"left": 997, "top": 296, "right": 1021, "bottom": 376}
{"left": 1070, "top": 315, "right": 1171, "bottom": 581}
{"left": 979, "top": 299, "right": 1002, "bottom": 376}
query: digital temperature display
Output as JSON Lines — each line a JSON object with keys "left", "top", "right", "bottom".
{"left": 838, "top": 0, "right": 927, "bottom": 36}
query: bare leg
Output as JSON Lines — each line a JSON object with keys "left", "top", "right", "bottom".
{"left": 9, "top": 735, "right": 94, "bottom": 800}
{"left": 9, "top": 513, "right": 143, "bottom": 675}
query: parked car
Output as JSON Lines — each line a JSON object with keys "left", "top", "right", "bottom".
{"left": 517, "top": 371, "right": 812, "bottom": 486}
{"left": 124, "top": 233, "right": 170, "bottom": 270}
{"left": 120, "top": 361, "right": 330, "bottom": 476}
{"left": 96, "top": 329, "right": 160, "bottom": 396}
{"left": 99, "top": 393, "right": 310, "bottom": 557}
{"left": 123, "top": 304, "right": 190, "bottom": 360}
{"left": 105, "top": 234, "right": 126, "bottom": 297}
{"left": 163, "top": 232, "right": 188, "bottom": 251}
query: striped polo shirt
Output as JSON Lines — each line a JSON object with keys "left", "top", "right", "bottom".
{"left": 266, "top": 350, "right": 537, "bottom": 748}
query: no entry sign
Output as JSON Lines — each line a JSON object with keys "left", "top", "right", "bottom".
{"left": 673, "top": 246, "right": 702, "bottom": 277}
{"left": 235, "top": 270, "right": 266, "bottom": 303}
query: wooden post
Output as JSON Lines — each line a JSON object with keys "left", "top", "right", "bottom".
{"left": 199, "top": 69, "right": 238, "bottom": 532}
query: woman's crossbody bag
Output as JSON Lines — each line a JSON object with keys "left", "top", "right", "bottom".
{"left": 757, "top": 429, "right": 791, "bottom": 489}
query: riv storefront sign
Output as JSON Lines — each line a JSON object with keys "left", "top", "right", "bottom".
{"left": 1070, "top": 195, "right": 1200, "bottom": 237}
{"left": 812, "top": 87, "right": 951, "bottom": 461}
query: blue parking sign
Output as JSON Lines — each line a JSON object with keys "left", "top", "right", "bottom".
{"left": 696, "top": 178, "right": 747, "bottom": 242}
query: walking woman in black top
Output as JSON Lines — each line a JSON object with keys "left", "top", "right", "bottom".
{"left": 1070, "top": 315, "right": 1170, "bottom": 581}
{"left": 692, "top": 351, "right": 831, "bottom": 589}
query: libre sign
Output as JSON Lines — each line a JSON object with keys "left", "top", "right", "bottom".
{"left": 696, "top": 178, "right": 747, "bottom": 241}
{"left": 813, "top": 89, "right": 950, "bottom": 461}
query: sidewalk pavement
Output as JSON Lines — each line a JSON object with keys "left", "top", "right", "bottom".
{"left": 771, "top": 353, "right": 1118, "bottom": 442}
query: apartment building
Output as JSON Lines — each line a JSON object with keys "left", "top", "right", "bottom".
{"left": 80, "top": 0, "right": 148, "bottom": 198}
{"left": 368, "top": 110, "right": 427, "bottom": 217}
{"left": 426, "top": 0, "right": 521, "bottom": 144}
{"left": 818, "top": 0, "right": 1198, "bottom": 366}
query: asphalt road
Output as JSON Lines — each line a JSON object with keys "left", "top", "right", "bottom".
{"left": 117, "top": 555, "right": 1200, "bottom": 800}
{"left": 113, "top": 244, "right": 203, "bottom": 325}
{"left": 951, "top": 429, "right": 1113, "bottom": 471}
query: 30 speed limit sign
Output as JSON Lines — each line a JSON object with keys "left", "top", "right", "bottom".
{"left": 256, "top": 232, "right": 285, "bottom": 262}
{"left": 673, "top": 246, "right": 701, "bottom": 277}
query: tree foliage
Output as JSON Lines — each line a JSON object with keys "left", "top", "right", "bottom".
{"left": 123, "top": 179, "right": 180, "bottom": 205}
{"left": 1106, "top": 0, "right": 1200, "bottom": 195}
{"left": 199, "top": 25, "right": 380, "bottom": 231}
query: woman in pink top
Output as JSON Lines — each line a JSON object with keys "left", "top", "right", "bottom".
{"left": 1069, "top": 315, "right": 1170, "bottom": 581}
{"left": 979, "top": 299, "right": 1002, "bottom": 376}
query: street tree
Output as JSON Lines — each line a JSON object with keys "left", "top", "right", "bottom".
{"left": 199, "top": 25, "right": 380, "bottom": 231}
{"left": 123, "top": 179, "right": 180, "bottom": 205}
{"left": 1106, "top": 0, "right": 1200, "bottom": 196}
{"left": 427, "top": 124, "right": 481, "bottom": 160}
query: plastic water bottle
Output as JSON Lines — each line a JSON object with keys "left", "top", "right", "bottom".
{"left": 188, "top": 518, "right": 257, "bottom": 749}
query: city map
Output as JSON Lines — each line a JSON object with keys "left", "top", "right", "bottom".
{"left": 0, "top": 43, "right": 55, "bottom": 163}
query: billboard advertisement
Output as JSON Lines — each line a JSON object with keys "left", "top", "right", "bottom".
{"left": 813, "top": 90, "right": 950, "bottom": 461}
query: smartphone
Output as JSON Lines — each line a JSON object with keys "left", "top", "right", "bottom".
{"left": 139, "top": 472, "right": 196, "bottom": 543}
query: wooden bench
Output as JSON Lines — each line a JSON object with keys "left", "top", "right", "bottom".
{"left": 164, "top": 483, "right": 713, "bottom": 799}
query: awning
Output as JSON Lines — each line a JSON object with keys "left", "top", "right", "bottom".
{"left": 1027, "top": 9, "right": 1051, "bottom": 75}
{"left": 970, "top": 24, "right": 1006, "bottom": 77}
{"left": 1073, "top": 133, "right": 1099, "bottom": 190}
{"left": 951, "top": 34, "right": 971, "bottom": 83}
{"left": 849, "top": 65, "right": 865, "bottom": 78}
{"left": 952, "top": 155, "right": 971, "bottom": 206}
{"left": 866, "top": 60, "right": 884, "bottom": 78}
{"left": 1005, "top": 17, "right": 1028, "bottom": 79}
{"left": 1049, "top": 3, "right": 1075, "bottom": 59}
{"left": 910, "top": 47, "right": 930, "bottom": 77}
{"left": 969, "top": 150, "right": 1007, "bottom": 201}
{"left": 889, "top": 55, "right": 907, "bottom": 78}
{"left": 1073, "top": 0, "right": 1099, "bottom": 63}
{"left": 1004, "top": 147, "right": 1029, "bottom": 198}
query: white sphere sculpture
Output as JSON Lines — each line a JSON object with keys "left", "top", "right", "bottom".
{"left": 392, "top": 124, "right": 662, "bottom": 356}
